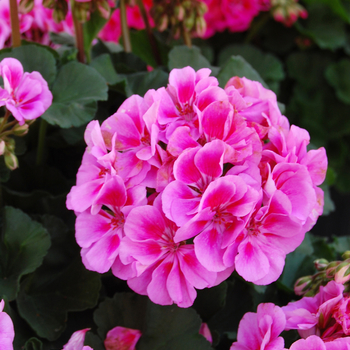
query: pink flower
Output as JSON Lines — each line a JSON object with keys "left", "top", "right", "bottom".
{"left": 0, "top": 57, "right": 52, "bottom": 125}
{"left": 120, "top": 196, "right": 218, "bottom": 308}
{"left": 290, "top": 335, "right": 350, "bottom": 350}
{"left": 199, "top": 323, "right": 212, "bottom": 343}
{"left": 230, "top": 303, "right": 286, "bottom": 350}
{"left": 62, "top": 328, "right": 92, "bottom": 350}
{"left": 104, "top": 326, "right": 141, "bottom": 350}
{"left": 0, "top": 300, "right": 14, "bottom": 350}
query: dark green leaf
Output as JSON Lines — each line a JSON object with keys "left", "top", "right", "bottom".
{"left": 296, "top": 3, "right": 346, "bottom": 50}
{"left": 83, "top": 10, "right": 108, "bottom": 62}
{"left": 0, "top": 206, "right": 50, "bottom": 300}
{"left": 331, "top": 236, "right": 350, "bottom": 254}
{"left": 130, "top": 30, "right": 168, "bottom": 68}
{"left": 126, "top": 69, "right": 169, "bottom": 97}
{"left": 111, "top": 52, "right": 147, "bottom": 73}
{"left": 85, "top": 332, "right": 105, "bottom": 350}
{"left": 42, "top": 61, "right": 107, "bottom": 128}
{"left": 49, "top": 32, "right": 75, "bottom": 47}
{"left": 168, "top": 45, "right": 218, "bottom": 74}
{"left": 94, "top": 293, "right": 148, "bottom": 339}
{"left": 216, "top": 56, "right": 267, "bottom": 88}
{"left": 303, "top": 0, "right": 350, "bottom": 23}
{"left": 218, "top": 44, "right": 284, "bottom": 87}
{"left": 90, "top": 54, "right": 119, "bottom": 85}
{"left": 17, "top": 258, "right": 101, "bottom": 341}
{"left": 0, "top": 45, "right": 57, "bottom": 85}
{"left": 138, "top": 302, "right": 213, "bottom": 350}
{"left": 325, "top": 59, "right": 350, "bottom": 104}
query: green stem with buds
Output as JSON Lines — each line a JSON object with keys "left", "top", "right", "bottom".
{"left": 9, "top": 0, "right": 21, "bottom": 47}
{"left": 0, "top": 110, "right": 11, "bottom": 134}
{"left": 120, "top": 0, "right": 132, "bottom": 52}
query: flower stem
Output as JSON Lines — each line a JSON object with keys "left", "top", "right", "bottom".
{"left": 181, "top": 23, "right": 192, "bottom": 48}
{"left": 0, "top": 110, "right": 11, "bottom": 134}
{"left": 9, "top": 0, "right": 21, "bottom": 47}
{"left": 244, "top": 12, "right": 270, "bottom": 44}
{"left": 120, "top": 0, "right": 132, "bottom": 52}
{"left": 135, "top": 0, "right": 161, "bottom": 66}
{"left": 71, "top": 0, "right": 85, "bottom": 63}
{"left": 36, "top": 119, "right": 47, "bottom": 166}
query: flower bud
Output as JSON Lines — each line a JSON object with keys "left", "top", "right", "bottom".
{"left": 294, "top": 275, "right": 312, "bottom": 295}
{"left": 0, "top": 140, "right": 5, "bottom": 156}
{"left": 12, "top": 123, "right": 29, "bottom": 136}
{"left": 6, "top": 138, "right": 15, "bottom": 153}
{"left": 335, "top": 262, "right": 350, "bottom": 284}
{"left": 174, "top": 5, "right": 185, "bottom": 21}
{"left": 53, "top": 0, "right": 69, "bottom": 22}
{"left": 19, "top": 0, "right": 34, "bottom": 13}
{"left": 326, "top": 261, "right": 340, "bottom": 278}
{"left": 342, "top": 251, "right": 350, "bottom": 260}
{"left": 314, "top": 258, "right": 329, "bottom": 271}
{"left": 4, "top": 151, "right": 18, "bottom": 170}
{"left": 158, "top": 14, "right": 168, "bottom": 32}
{"left": 97, "top": 0, "right": 111, "bottom": 20}
{"left": 184, "top": 12, "right": 195, "bottom": 31}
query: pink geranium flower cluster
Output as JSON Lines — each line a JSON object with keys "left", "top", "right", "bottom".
{"left": 231, "top": 281, "right": 350, "bottom": 349}
{"left": 0, "top": 0, "right": 73, "bottom": 49}
{"left": 202, "top": 0, "right": 270, "bottom": 38}
{"left": 67, "top": 66, "right": 327, "bottom": 308}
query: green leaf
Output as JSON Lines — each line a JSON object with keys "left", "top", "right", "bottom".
{"left": 138, "top": 303, "right": 213, "bottom": 350}
{"left": 0, "top": 45, "right": 57, "bottom": 85}
{"left": 126, "top": 69, "right": 169, "bottom": 97}
{"left": 325, "top": 59, "right": 350, "bottom": 104}
{"left": 90, "top": 54, "right": 119, "bottom": 85}
{"left": 168, "top": 45, "right": 218, "bottom": 74}
{"left": 279, "top": 233, "right": 336, "bottom": 292}
{"left": 130, "top": 30, "right": 169, "bottom": 68}
{"left": 331, "top": 236, "right": 350, "bottom": 254}
{"left": 217, "top": 44, "right": 284, "bottom": 92}
{"left": 303, "top": 0, "right": 350, "bottom": 23}
{"left": 42, "top": 61, "right": 108, "bottom": 128}
{"left": 83, "top": 10, "right": 108, "bottom": 62}
{"left": 216, "top": 56, "right": 267, "bottom": 88}
{"left": 94, "top": 293, "right": 148, "bottom": 339}
{"left": 17, "top": 258, "right": 101, "bottom": 341}
{"left": 296, "top": 3, "right": 346, "bottom": 50}
{"left": 0, "top": 206, "right": 50, "bottom": 300}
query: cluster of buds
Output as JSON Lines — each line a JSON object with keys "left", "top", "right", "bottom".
{"left": 270, "top": 0, "right": 307, "bottom": 27}
{"left": 151, "top": 0, "right": 207, "bottom": 38}
{"left": 0, "top": 115, "right": 33, "bottom": 170}
{"left": 72, "top": 0, "right": 112, "bottom": 23}
{"left": 294, "top": 251, "right": 350, "bottom": 297}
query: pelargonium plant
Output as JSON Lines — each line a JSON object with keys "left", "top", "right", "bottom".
{"left": 67, "top": 66, "right": 327, "bottom": 308}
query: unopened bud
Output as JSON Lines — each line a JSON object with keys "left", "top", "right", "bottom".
{"left": 0, "top": 140, "right": 5, "bottom": 156}
{"left": 4, "top": 151, "right": 18, "bottom": 170}
{"left": 195, "top": 16, "right": 206, "bottom": 37}
{"left": 12, "top": 123, "right": 29, "bottom": 136}
{"left": 158, "top": 14, "right": 168, "bottom": 32}
{"left": 335, "top": 262, "right": 350, "bottom": 284}
{"left": 326, "top": 261, "right": 340, "bottom": 278}
{"left": 184, "top": 12, "right": 195, "bottom": 31}
{"left": 314, "top": 258, "right": 329, "bottom": 271}
{"left": 97, "top": 0, "right": 111, "bottom": 20}
{"left": 19, "top": 0, "right": 34, "bottom": 13}
{"left": 342, "top": 251, "right": 350, "bottom": 260}
{"left": 42, "top": 0, "right": 55, "bottom": 8}
{"left": 294, "top": 276, "right": 312, "bottom": 295}
{"left": 52, "top": 0, "right": 69, "bottom": 22}
{"left": 6, "top": 138, "right": 15, "bottom": 153}
{"left": 174, "top": 5, "right": 185, "bottom": 21}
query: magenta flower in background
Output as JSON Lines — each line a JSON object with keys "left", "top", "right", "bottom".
{"left": 0, "top": 300, "right": 14, "bottom": 350}
{"left": 230, "top": 303, "right": 286, "bottom": 350}
{"left": 0, "top": 57, "right": 52, "bottom": 125}
{"left": 104, "top": 326, "right": 141, "bottom": 350}
{"left": 290, "top": 335, "right": 350, "bottom": 350}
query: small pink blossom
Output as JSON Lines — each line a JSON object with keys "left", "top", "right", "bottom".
{"left": 0, "top": 300, "right": 14, "bottom": 350}
{"left": 230, "top": 303, "right": 286, "bottom": 350}
{"left": 199, "top": 323, "right": 212, "bottom": 343}
{"left": 104, "top": 326, "right": 141, "bottom": 350}
{"left": 0, "top": 57, "right": 52, "bottom": 125}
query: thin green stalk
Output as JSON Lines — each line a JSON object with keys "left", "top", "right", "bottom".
{"left": 36, "top": 119, "right": 47, "bottom": 166}
{"left": 9, "top": 0, "right": 21, "bottom": 47}
{"left": 244, "top": 12, "right": 271, "bottom": 44}
{"left": 181, "top": 23, "right": 192, "bottom": 48}
{"left": 0, "top": 110, "right": 11, "bottom": 134}
{"left": 120, "top": 0, "right": 132, "bottom": 52}
{"left": 135, "top": 0, "right": 161, "bottom": 66}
